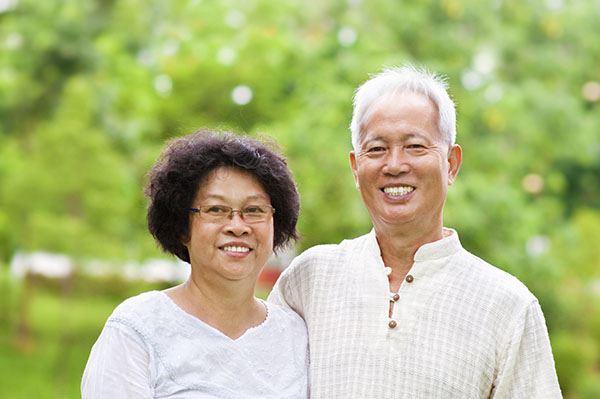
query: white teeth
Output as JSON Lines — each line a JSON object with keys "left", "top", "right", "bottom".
{"left": 222, "top": 246, "right": 250, "bottom": 253}
{"left": 383, "top": 186, "right": 414, "bottom": 196}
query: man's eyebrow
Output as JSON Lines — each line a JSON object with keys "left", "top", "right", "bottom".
{"left": 362, "top": 132, "right": 427, "bottom": 145}
{"left": 361, "top": 136, "right": 386, "bottom": 146}
{"left": 401, "top": 132, "right": 429, "bottom": 140}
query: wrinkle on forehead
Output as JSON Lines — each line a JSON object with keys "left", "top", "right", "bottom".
{"left": 360, "top": 89, "right": 438, "bottom": 128}
{"left": 358, "top": 91, "right": 442, "bottom": 148}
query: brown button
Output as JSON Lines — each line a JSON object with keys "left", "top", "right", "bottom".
{"left": 405, "top": 274, "right": 414, "bottom": 283}
{"left": 388, "top": 319, "right": 397, "bottom": 328}
{"left": 391, "top": 293, "right": 400, "bottom": 301}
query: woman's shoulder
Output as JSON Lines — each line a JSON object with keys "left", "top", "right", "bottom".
{"left": 265, "top": 302, "right": 306, "bottom": 334}
{"left": 107, "top": 291, "right": 170, "bottom": 330}
{"left": 110, "top": 290, "right": 162, "bottom": 315}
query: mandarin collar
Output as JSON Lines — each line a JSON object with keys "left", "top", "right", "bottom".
{"left": 366, "top": 227, "right": 462, "bottom": 262}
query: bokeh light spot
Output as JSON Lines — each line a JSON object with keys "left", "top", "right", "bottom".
{"left": 522, "top": 173, "right": 544, "bottom": 194}
{"left": 526, "top": 235, "right": 550, "bottom": 257}
{"left": 231, "top": 85, "right": 253, "bottom": 105}
{"left": 154, "top": 74, "right": 173, "bottom": 96}
{"left": 5, "top": 32, "right": 22, "bottom": 49}
{"left": 338, "top": 27, "right": 357, "bottom": 47}
{"left": 461, "top": 70, "right": 483, "bottom": 91}
{"left": 582, "top": 81, "right": 600, "bottom": 102}
{"left": 225, "top": 10, "right": 246, "bottom": 29}
{"left": 217, "top": 47, "right": 237, "bottom": 66}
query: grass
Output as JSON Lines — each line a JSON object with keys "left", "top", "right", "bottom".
{"left": 0, "top": 288, "right": 119, "bottom": 398}
{"left": 0, "top": 270, "right": 273, "bottom": 398}
{"left": 0, "top": 267, "right": 169, "bottom": 399}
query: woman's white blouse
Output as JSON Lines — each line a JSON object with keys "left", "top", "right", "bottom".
{"left": 81, "top": 291, "right": 308, "bottom": 399}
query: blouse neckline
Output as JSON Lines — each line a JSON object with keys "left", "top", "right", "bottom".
{"left": 155, "top": 290, "right": 271, "bottom": 343}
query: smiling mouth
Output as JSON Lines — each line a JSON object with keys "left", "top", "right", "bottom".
{"left": 382, "top": 186, "right": 415, "bottom": 197}
{"left": 221, "top": 246, "right": 251, "bottom": 253}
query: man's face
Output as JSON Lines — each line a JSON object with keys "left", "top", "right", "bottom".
{"left": 349, "top": 91, "right": 462, "bottom": 234}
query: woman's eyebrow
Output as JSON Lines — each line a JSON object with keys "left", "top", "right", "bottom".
{"left": 200, "top": 193, "right": 269, "bottom": 202}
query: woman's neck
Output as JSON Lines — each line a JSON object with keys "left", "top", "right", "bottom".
{"left": 165, "top": 277, "right": 266, "bottom": 340}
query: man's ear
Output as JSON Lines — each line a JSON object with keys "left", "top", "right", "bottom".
{"left": 447, "top": 144, "right": 462, "bottom": 185}
{"left": 349, "top": 150, "right": 360, "bottom": 189}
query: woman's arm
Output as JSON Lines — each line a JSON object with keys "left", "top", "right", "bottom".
{"left": 82, "top": 323, "right": 154, "bottom": 398}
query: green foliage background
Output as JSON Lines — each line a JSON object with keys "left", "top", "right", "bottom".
{"left": 1, "top": 0, "right": 599, "bottom": 397}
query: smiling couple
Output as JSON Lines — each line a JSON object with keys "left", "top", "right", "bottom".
{"left": 82, "top": 65, "right": 562, "bottom": 399}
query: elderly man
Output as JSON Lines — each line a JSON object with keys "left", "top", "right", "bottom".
{"left": 269, "top": 65, "right": 562, "bottom": 398}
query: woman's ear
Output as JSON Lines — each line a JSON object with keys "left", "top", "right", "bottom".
{"left": 181, "top": 233, "right": 190, "bottom": 247}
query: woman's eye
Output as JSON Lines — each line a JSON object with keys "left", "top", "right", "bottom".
{"left": 243, "top": 206, "right": 265, "bottom": 214}
{"left": 207, "top": 205, "right": 229, "bottom": 214}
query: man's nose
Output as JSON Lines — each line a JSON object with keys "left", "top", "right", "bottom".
{"left": 382, "top": 146, "right": 411, "bottom": 175}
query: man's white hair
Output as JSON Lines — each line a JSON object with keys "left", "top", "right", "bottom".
{"left": 349, "top": 65, "right": 457, "bottom": 151}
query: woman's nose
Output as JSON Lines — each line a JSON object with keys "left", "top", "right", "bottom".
{"left": 224, "top": 212, "right": 251, "bottom": 235}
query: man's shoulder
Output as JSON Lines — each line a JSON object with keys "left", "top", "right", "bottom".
{"left": 458, "top": 250, "right": 536, "bottom": 305}
{"left": 292, "top": 232, "right": 371, "bottom": 263}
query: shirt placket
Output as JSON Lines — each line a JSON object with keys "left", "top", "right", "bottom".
{"left": 386, "top": 267, "right": 416, "bottom": 330}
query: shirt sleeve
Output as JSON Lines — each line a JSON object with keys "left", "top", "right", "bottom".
{"left": 81, "top": 323, "right": 154, "bottom": 399}
{"left": 267, "top": 275, "right": 290, "bottom": 308}
{"left": 267, "top": 261, "right": 306, "bottom": 317}
{"left": 267, "top": 251, "right": 303, "bottom": 311}
{"left": 491, "top": 300, "right": 562, "bottom": 399}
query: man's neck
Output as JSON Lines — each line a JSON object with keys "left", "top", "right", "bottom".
{"left": 374, "top": 224, "right": 444, "bottom": 291}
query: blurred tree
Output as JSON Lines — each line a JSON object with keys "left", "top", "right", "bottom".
{"left": 0, "top": 0, "right": 599, "bottom": 396}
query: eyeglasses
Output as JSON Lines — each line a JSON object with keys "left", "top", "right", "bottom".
{"left": 189, "top": 205, "right": 275, "bottom": 223}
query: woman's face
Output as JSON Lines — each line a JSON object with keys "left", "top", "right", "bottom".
{"left": 184, "top": 166, "right": 274, "bottom": 285}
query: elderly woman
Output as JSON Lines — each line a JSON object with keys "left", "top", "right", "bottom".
{"left": 82, "top": 130, "right": 308, "bottom": 398}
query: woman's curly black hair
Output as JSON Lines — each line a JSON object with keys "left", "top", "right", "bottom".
{"left": 145, "top": 129, "right": 300, "bottom": 263}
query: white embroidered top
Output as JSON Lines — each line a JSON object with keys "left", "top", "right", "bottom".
{"left": 82, "top": 291, "right": 308, "bottom": 399}
{"left": 268, "top": 229, "right": 562, "bottom": 398}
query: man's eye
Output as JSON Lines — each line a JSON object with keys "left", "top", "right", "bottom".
{"left": 405, "top": 144, "right": 428, "bottom": 154}
{"left": 406, "top": 143, "right": 426, "bottom": 149}
{"left": 366, "top": 146, "right": 386, "bottom": 153}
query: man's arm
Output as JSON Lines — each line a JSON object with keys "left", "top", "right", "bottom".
{"left": 267, "top": 250, "right": 314, "bottom": 318}
{"left": 267, "top": 276, "right": 288, "bottom": 307}
{"left": 267, "top": 265, "right": 300, "bottom": 313}
{"left": 491, "top": 301, "right": 562, "bottom": 398}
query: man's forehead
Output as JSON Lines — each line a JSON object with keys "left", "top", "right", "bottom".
{"left": 361, "top": 132, "right": 428, "bottom": 144}
{"left": 358, "top": 91, "right": 440, "bottom": 143}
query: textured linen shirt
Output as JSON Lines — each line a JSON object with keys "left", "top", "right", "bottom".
{"left": 268, "top": 229, "right": 562, "bottom": 398}
{"left": 82, "top": 291, "right": 308, "bottom": 399}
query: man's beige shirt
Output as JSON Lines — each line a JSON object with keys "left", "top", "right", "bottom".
{"left": 269, "top": 229, "right": 562, "bottom": 398}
